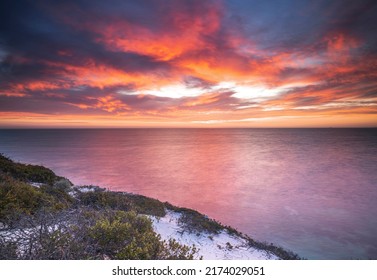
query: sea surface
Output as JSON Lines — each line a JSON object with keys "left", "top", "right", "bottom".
{"left": 1, "top": 128, "right": 376, "bottom": 259}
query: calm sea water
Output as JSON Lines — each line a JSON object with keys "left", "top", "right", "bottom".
{"left": 1, "top": 128, "right": 376, "bottom": 259}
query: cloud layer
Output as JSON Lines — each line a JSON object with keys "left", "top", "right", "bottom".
{"left": 1, "top": 0, "right": 376, "bottom": 127}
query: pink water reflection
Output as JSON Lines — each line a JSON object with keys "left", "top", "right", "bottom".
{"left": 1, "top": 128, "right": 377, "bottom": 259}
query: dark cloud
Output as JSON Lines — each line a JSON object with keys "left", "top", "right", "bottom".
{"left": 0, "top": 0, "right": 174, "bottom": 96}
{"left": 226, "top": 0, "right": 377, "bottom": 52}
{"left": 0, "top": 94, "right": 89, "bottom": 115}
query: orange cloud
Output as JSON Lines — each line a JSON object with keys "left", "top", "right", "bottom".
{"left": 93, "top": 95, "right": 131, "bottom": 113}
{"left": 90, "top": 3, "right": 222, "bottom": 61}
{"left": 12, "top": 81, "right": 61, "bottom": 92}
{"left": 44, "top": 60, "right": 176, "bottom": 91}
{"left": 183, "top": 92, "right": 222, "bottom": 107}
{"left": 99, "top": 12, "right": 220, "bottom": 61}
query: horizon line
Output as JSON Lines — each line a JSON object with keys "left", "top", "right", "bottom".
{"left": 1, "top": 126, "right": 376, "bottom": 130}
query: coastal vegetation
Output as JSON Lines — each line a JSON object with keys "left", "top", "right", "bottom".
{"left": 0, "top": 154, "right": 299, "bottom": 260}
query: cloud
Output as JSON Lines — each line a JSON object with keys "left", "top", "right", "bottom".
{"left": 0, "top": 0, "right": 376, "bottom": 127}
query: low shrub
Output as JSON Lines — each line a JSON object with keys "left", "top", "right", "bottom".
{"left": 0, "top": 154, "right": 68, "bottom": 185}
{"left": 77, "top": 191, "right": 132, "bottom": 211}
{"left": 175, "top": 207, "right": 223, "bottom": 234}
{"left": 128, "top": 194, "right": 166, "bottom": 217}
{"left": 0, "top": 209, "right": 199, "bottom": 260}
{"left": 0, "top": 174, "right": 50, "bottom": 222}
{"left": 0, "top": 174, "right": 73, "bottom": 224}
{"left": 78, "top": 191, "right": 166, "bottom": 217}
{"left": 247, "top": 239, "right": 301, "bottom": 260}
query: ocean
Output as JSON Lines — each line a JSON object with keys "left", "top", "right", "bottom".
{"left": 1, "top": 128, "right": 376, "bottom": 259}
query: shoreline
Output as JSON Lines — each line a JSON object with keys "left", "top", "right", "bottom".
{"left": 0, "top": 154, "right": 299, "bottom": 260}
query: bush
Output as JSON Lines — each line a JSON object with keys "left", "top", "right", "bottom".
{"left": 246, "top": 239, "right": 301, "bottom": 260}
{"left": 78, "top": 191, "right": 132, "bottom": 211}
{"left": 53, "top": 179, "right": 72, "bottom": 192}
{"left": 88, "top": 211, "right": 161, "bottom": 259}
{"left": 39, "top": 183, "right": 74, "bottom": 210}
{"left": 86, "top": 210, "right": 196, "bottom": 259}
{"left": 0, "top": 174, "right": 49, "bottom": 222}
{"left": 175, "top": 207, "right": 223, "bottom": 234}
{"left": 159, "top": 239, "right": 199, "bottom": 260}
{"left": 0, "top": 209, "right": 200, "bottom": 260}
{"left": 128, "top": 194, "right": 166, "bottom": 217}
{"left": 0, "top": 154, "right": 67, "bottom": 185}
{"left": 78, "top": 191, "right": 166, "bottom": 217}
{"left": 0, "top": 174, "right": 73, "bottom": 224}
{"left": 31, "top": 227, "right": 86, "bottom": 260}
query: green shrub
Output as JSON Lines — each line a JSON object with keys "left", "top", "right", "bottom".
{"left": 33, "top": 229, "right": 85, "bottom": 260}
{"left": 53, "top": 179, "right": 72, "bottom": 192}
{"left": 246, "top": 239, "right": 301, "bottom": 260}
{"left": 78, "top": 191, "right": 166, "bottom": 217}
{"left": 0, "top": 208, "right": 200, "bottom": 260}
{"left": 128, "top": 194, "right": 166, "bottom": 217}
{"left": 86, "top": 210, "right": 198, "bottom": 260}
{"left": 0, "top": 154, "right": 69, "bottom": 185}
{"left": 175, "top": 207, "right": 223, "bottom": 234}
{"left": 87, "top": 211, "right": 160, "bottom": 259}
{"left": 0, "top": 174, "right": 72, "bottom": 223}
{"left": 78, "top": 191, "right": 132, "bottom": 211}
{"left": 158, "top": 239, "right": 199, "bottom": 260}
{"left": 39, "top": 183, "right": 74, "bottom": 209}
{"left": 165, "top": 203, "right": 241, "bottom": 236}
{"left": 0, "top": 174, "right": 47, "bottom": 221}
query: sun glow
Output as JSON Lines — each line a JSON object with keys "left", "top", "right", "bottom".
{"left": 141, "top": 84, "right": 205, "bottom": 98}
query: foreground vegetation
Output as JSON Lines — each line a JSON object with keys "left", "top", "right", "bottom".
{"left": 0, "top": 154, "right": 299, "bottom": 260}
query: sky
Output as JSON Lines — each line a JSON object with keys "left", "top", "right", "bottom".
{"left": 0, "top": 0, "right": 377, "bottom": 128}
